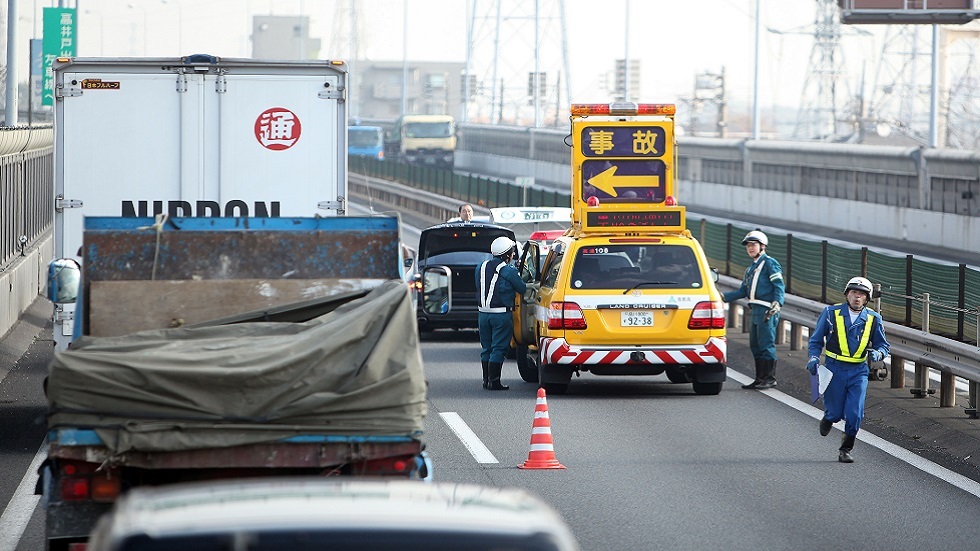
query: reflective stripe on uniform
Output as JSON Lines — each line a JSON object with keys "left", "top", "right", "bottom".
{"left": 479, "top": 260, "right": 505, "bottom": 311}
{"left": 825, "top": 309, "right": 876, "bottom": 363}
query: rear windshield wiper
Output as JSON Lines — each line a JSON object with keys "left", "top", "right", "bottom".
{"left": 623, "top": 281, "right": 676, "bottom": 294}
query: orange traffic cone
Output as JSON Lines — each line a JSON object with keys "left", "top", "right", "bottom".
{"left": 519, "top": 387, "right": 566, "bottom": 470}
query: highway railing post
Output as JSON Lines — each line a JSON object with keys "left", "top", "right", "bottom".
{"left": 906, "top": 255, "right": 913, "bottom": 326}
{"left": 821, "top": 241, "right": 828, "bottom": 304}
{"left": 785, "top": 234, "right": 793, "bottom": 294}
{"left": 957, "top": 263, "right": 965, "bottom": 341}
{"left": 891, "top": 356, "right": 906, "bottom": 389}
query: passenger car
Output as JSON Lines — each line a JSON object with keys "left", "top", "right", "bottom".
{"left": 513, "top": 231, "right": 727, "bottom": 395}
{"left": 86, "top": 479, "right": 581, "bottom": 551}
{"left": 414, "top": 221, "right": 516, "bottom": 332}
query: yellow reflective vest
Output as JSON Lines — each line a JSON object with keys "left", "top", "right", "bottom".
{"left": 825, "top": 307, "right": 878, "bottom": 363}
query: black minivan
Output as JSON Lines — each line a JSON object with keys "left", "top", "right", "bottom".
{"left": 414, "top": 221, "right": 516, "bottom": 333}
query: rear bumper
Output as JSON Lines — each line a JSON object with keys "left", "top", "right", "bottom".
{"left": 540, "top": 336, "right": 726, "bottom": 367}
{"left": 538, "top": 337, "right": 727, "bottom": 383}
{"left": 417, "top": 310, "right": 479, "bottom": 330}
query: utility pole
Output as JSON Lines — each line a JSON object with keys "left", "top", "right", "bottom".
{"left": 4, "top": 0, "right": 19, "bottom": 126}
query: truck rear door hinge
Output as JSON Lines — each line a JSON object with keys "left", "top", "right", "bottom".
{"left": 216, "top": 72, "right": 227, "bottom": 94}
{"left": 318, "top": 197, "right": 347, "bottom": 215}
{"left": 176, "top": 71, "right": 188, "bottom": 93}
{"left": 55, "top": 196, "right": 84, "bottom": 212}
{"left": 318, "top": 87, "right": 345, "bottom": 101}
{"left": 56, "top": 83, "right": 83, "bottom": 99}
{"left": 53, "top": 308, "right": 74, "bottom": 322}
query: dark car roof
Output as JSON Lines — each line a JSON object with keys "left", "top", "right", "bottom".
{"left": 420, "top": 220, "right": 513, "bottom": 235}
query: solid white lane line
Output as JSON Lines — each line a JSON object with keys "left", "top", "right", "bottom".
{"left": 728, "top": 368, "right": 980, "bottom": 499}
{"left": 0, "top": 441, "right": 46, "bottom": 551}
{"left": 439, "top": 412, "right": 499, "bottom": 464}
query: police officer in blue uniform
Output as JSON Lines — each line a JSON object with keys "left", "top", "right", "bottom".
{"left": 807, "top": 277, "right": 889, "bottom": 463}
{"left": 722, "top": 230, "right": 785, "bottom": 389}
{"left": 476, "top": 236, "right": 526, "bottom": 391}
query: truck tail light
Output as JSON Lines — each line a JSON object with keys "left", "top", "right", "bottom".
{"left": 59, "top": 460, "right": 121, "bottom": 502}
{"left": 548, "top": 302, "right": 586, "bottom": 330}
{"left": 91, "top": 475, "right": 122, "bottom": 501}
{"left": 689, "top": 301, "right": 726, "bottom": 329}
{"left": 60, "top": 477, "right": 90, "bottom": 501}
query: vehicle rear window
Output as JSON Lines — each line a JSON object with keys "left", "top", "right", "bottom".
{"left": 420, "top": 227, "right": 513, "bottom": 264}
{"left": 570, "top": 244, "right": 702, "bottom": 290}
{"left": 348, "top": 128, "right": 383, "bottom": 147}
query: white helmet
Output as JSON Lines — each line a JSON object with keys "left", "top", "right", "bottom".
{"left": 742, "top": 230, "right": 768, "bottom": 246}
{"left": 491, "top": 236, "right": 517, "bottom": 257}
{"left": 844, "top": 276, "right": 873, "bottom": 297}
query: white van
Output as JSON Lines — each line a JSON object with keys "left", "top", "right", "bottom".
{"left": 87, "top": 478, "right": 581, "bottom": 551}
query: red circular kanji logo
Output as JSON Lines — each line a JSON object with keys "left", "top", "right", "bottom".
{"left": 254, "top": 107, "right": 302, "bottom": 150}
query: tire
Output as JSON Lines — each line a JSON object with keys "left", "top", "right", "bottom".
{"left": 516, "top": 345, "right": 537, "bottom": 383}
{"left": 665, "top": 368, "right": 689, "bottom": 384}
{"left": 692, "top": 381, "right": 723, "bottom": 395}
{"left": 505, "top": 345, "right": 517, "bottom": 360}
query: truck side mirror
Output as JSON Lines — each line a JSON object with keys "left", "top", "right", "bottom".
{"left": 422, "top": 266, "right": 452, "bottom": 315}
{"left": 48, "top": 259, "right": 81, "bottom": 304}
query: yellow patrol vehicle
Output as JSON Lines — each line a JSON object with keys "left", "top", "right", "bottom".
{"left": 512, "top": 102, "right": 727, "bottom": 395}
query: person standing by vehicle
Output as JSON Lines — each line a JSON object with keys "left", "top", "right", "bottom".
{"left": 722, "top": 230, "right": 785, "bottom": 389}
{"left": 807, "top": 277, "right": 889, "bottom": 463}
{"left": 476, "top": 236, "right": 525, "bottom": 390}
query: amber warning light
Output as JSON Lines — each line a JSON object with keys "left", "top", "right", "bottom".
{"left": 570, "top": 102, "right": 676, "bottom": 117}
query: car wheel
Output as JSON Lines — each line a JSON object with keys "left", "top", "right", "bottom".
{"left": 517, "top": 345, "right": 537, "bottom": 383}
{"left": 665, "top": 368, "right": 689, "bottom": 384}
{"left": 692, "top": 381, "right": 723, "bottom": 395}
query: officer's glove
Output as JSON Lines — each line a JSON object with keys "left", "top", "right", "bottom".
{"left": 869, "top": 349, "right": 884, "bottom": 363}
{"left": 806, "top": 357, "right": 820, "bottom": 375}
{"left": 764, "top": 300, "right": 781, "bottom": 321}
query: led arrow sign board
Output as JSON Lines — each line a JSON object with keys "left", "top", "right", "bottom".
{"left": 570, "top": 110, "right": 681, "bottom": 233}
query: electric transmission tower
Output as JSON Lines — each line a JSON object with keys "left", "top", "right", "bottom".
{"left": 793, "top": 0, "right": 858, "bottom": 140}
{"left": 869, "top": 21, "right": 980, "bottom": 149}
{"left": 941, "top": 23, "right": 980, "bottom": 149}
{"left": 464, "top": 0, "right": 571, "bottom": 127}
{"left": 331, "top": 1, "right": 365, "bottom": 118}
{"left": 866, "top": 25, "right": 934, "bottom": 145}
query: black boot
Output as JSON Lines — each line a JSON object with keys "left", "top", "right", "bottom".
{"left": 487, "top": 362, "right": 509, "bottom": 390}
{"left": 819, "top": 418, "right": 833, "bottom": 436}
{"left": 742, "top": 358, "right": 764, "bottom": 389}
{"left": 755, "top": 360, "right": 777, "bottom": 389}
{"left": 482, "top": 361, "right": 490, "bottom": 389}
{"left": 838, "top": 434, "right": 856, "bottom": 463}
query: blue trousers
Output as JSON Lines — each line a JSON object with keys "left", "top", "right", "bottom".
{"left": 748, "top": 306, "right": 779, "bottom": 361}
{"left": 478, "top": 312, "right": 512, "bottom": 364}
{"left": 822, "top": 359, "right": 869, "bottom": 436}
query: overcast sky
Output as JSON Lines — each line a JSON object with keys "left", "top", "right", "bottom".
{"left": 8, "top": 1, "right": 891, "bottom": 116}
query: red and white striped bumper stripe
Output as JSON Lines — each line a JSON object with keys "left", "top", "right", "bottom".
{"left": 541, "top": 337, "right": 726, "bottom": 366}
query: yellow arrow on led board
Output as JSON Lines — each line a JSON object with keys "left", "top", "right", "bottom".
{"left": 586, "top": 166, "right": 661, "bottom": 198}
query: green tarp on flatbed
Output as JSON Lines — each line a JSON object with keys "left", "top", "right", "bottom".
{"left": 47, "top": 281, "right": 427, "bottom": 455}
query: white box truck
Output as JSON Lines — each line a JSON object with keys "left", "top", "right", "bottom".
{"left": 50, "top": 54, "right": 349, "bottom": 349}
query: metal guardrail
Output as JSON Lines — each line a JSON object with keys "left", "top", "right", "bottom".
{"left": 718, "top": 275, "right": 980, "bottom": 418}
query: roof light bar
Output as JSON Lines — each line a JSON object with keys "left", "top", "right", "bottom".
{"left": 570, "top": 102, "right": 676, "bottom": 116}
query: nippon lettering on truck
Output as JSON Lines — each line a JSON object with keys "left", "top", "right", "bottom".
{"left": 121, "top": 200, "right": 282, "bottom": 218}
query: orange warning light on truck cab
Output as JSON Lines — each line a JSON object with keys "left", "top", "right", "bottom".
{"left": 570, "top": 103, "right": 676, "bottom": 117}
